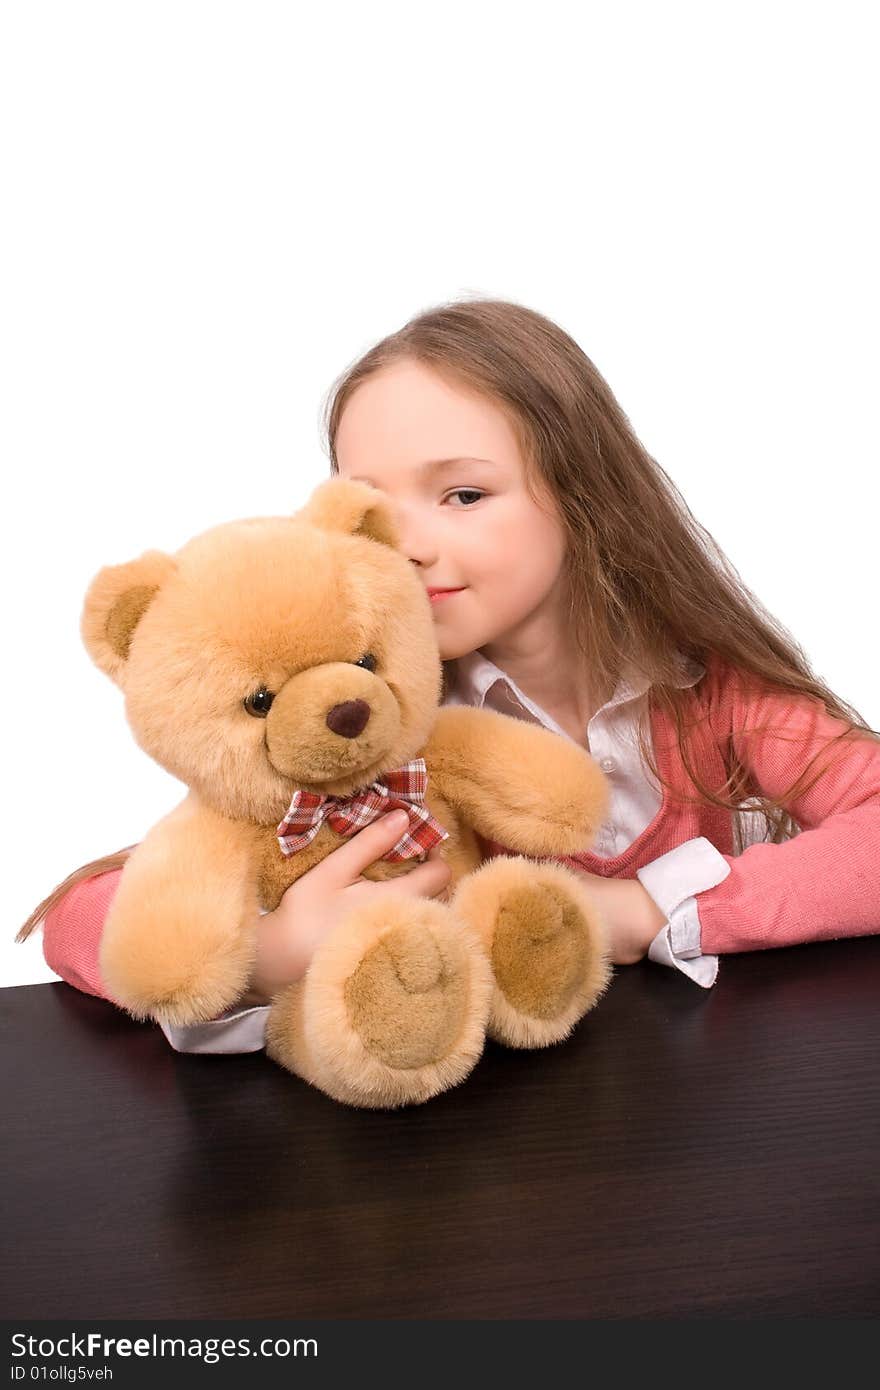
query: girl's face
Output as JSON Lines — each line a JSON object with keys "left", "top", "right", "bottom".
{"left": 334, "top": 359, "right": 569, "bottom": 662}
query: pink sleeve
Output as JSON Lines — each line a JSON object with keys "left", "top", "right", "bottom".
{"left": 696, "top": 659, "right": 880, "bottom": 954}
{"left": 42, "top": 870, "right": 123, "bottom": 1003}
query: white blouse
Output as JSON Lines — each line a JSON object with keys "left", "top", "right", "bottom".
{"left": 447, "top": 649, "right": 724, "bottom": 988}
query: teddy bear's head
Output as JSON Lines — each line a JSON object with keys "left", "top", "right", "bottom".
{"left": 80, "top": 479, "right": 443, "bottom": 824}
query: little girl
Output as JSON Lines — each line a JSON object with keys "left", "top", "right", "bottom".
{"left": 21, "top": 298, "right": 880, "bottom": 1055}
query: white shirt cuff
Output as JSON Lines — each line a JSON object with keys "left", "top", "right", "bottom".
{"left": 636, "top": 837, "right": 730, "bottom": 989}
{"left": 158, "top": 1004, "right": 270, "bottom": 1054}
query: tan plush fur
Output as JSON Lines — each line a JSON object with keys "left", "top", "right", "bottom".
{"left": 77, "top": 477, "right": 613, "bottom": 1107}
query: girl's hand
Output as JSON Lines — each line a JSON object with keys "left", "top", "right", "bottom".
{"left": 240, "top": 810, "right": 452, "bottom": 1006}
{"left": 573, "top": 871, "right": 668, "bottom": 965}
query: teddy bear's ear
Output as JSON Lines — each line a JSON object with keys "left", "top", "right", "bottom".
{"left": 80, "top": 550, "right": 178, "bottom": 684}
{"left": 298, "top": 478, "right": 399, "bottom": 549}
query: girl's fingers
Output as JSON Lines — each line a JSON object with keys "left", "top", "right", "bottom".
{"left": 383, "top": 851, "right": 452, "bottom": 901}
{"left": 319, "top": 810, "right": 414, "bottom": 885}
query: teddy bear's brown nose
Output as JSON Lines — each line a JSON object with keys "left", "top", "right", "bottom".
{"left": 325, "top": 699, "right": 371, "bottom": 739}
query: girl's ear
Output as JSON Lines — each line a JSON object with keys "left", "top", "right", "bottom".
{"left": 80, "top": 550, "right": 178, "bottom": 684}
{"left": 298, "top": 478, "right": 399, "bottom": 549}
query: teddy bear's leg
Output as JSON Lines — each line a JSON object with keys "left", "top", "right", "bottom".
{"left": 450, "top": 856, "right": 612, "bottom": 1049}
{"left": 264, "top": 897, "right": 493, "bottom": 1109}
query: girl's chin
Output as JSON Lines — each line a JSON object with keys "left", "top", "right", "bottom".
{"left": 436, "top": 635, "right": 481, "bottom": 663}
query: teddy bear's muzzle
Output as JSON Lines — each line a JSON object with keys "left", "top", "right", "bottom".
{"left": 263, "top": 667, "right": 403, "bottom": 789}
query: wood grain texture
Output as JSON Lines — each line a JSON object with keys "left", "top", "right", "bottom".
{"left": 2, "top": 936, "right": 878, "bottom": 1320}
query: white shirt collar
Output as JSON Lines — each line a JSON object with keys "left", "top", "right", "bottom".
{"left": 448, "top": 647, "right": 704, "bottom": 729}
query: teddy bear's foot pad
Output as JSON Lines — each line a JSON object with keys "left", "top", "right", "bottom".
{"left": 492, "top": 882, "right": 590, "bottom": 1024}
{"left": 265, "top": 899, "right": 493, "bottom": 1108}
{"left": 344, "top": 921, "right": 469, "bottom": 1070}
{"left": 452, "top": 858, "right": 612, "bottom": 1050}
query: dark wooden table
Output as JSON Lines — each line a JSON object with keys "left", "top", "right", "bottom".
{"left": 2, "top": 937, "right": 879, "bottom": 1321}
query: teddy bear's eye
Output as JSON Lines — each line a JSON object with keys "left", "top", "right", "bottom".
{"left": 354, "top": 653, "right": 377, "bottom": 672}
{"left": 243, "top": 686, "right": 275, "bottom": 718}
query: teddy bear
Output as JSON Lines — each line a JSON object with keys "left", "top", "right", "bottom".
{"left": 52, "top": 477, "right": 613, "bottom": 1107}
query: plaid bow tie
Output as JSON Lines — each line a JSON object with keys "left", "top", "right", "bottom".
{"left": 276, "top": 757, "right": 449, "bottom": 863}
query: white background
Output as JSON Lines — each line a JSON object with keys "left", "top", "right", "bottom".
{"left": 2, "top": 2, "right": 877, "bottom": 987}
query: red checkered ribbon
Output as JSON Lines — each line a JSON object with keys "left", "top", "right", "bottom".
{"left": 276, "top": 758, "right": 449, "bottom": 863}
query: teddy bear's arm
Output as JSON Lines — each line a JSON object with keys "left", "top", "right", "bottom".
{"left": 423, "top": 706, "right": 610, "bottom": 857}
{"left": 99, "top": 794, "right": 262, "bottom": 1029}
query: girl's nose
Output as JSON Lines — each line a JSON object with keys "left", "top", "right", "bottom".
{"left": 326, "top": 699, "right": 371, "bottom": 739}
{"left": 394, "top": 508, "right": 439, "bottom": 569}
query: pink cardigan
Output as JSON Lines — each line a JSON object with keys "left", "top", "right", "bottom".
{"left": 41, "top": 653, "right": 880, "bottom": 1003}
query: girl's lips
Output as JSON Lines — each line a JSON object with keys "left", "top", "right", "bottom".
{"left": 428, "top": 587, "right": 465, "bottom": 604}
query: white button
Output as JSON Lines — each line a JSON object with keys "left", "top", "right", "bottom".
{"left": 600, "top": 757, "right": 616, "bottom": 773}
{"left": 594, "top": 824, "right": 617, "bottom": 854}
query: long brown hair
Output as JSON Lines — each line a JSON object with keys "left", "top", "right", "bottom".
{"left": 323, "top": 296, "right": 878, "bottom": 853}
{"left": 17, "top": 295, "right": 877, "bottom": 943}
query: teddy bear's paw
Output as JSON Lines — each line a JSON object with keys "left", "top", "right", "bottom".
{"left": 451, "top": 858, "right": 612, "bottom": 1049}
{"left": 266, "top": 899, "right": 493, "bottom": 1108}
{"left": 101, "top": 923, "right": 255, "bottom": 1030}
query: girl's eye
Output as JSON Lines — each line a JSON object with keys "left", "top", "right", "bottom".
{"left": 354, "top": 653, "right": 377, "bottom": 672}
{"left": 243, "top": 686, "right": 275, "bottom": 718}
{"left": 446, "top": 489, "right": 485, "bottom": 507}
